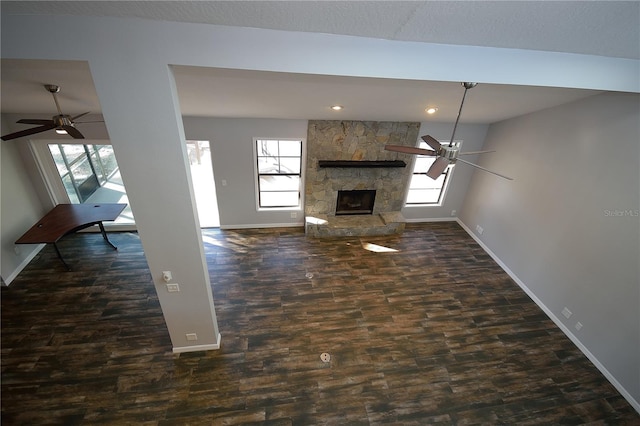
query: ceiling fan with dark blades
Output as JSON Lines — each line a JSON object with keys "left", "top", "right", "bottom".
{"left": 1, "top": 84, "right": 93, "bottom": 141}
{"left": 385, "top": 82, "right": 513, "bottom": 181}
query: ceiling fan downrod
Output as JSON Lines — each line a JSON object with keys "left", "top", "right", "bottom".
{"left": 44, "top": 84, "right": 64, "bottom": 117}
{"left": 448, "top": 82, "right": 477, "bottom": 147}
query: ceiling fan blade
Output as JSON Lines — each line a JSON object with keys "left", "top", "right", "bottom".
{"left": 458, "top": 150, "right": 496, "bottom": 156}
{"left": 426, "top": 157, "right": 450, "bottom": 179}
{"left": 421, "top": 134, "right": 442, "bottom": 152}
{"left": 62, "top": 125, "right": 85, "bottom": 139}
{"left": 385, "top": 144, "right": 437, "bottom": 156}
{"left": 1, "top": 123, "right": 56, "bottom": 141}
{"left": 457, "top": 158, "right": 513, "bottom": 180}
{"left": 17, "top": 118, "right": 53, "bottom": 125}
{"left": 71, "top": 111, "right": 91, "bottom": 121}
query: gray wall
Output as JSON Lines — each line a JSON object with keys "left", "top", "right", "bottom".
{"left": 182, "top": 117, "right": 485, "bottom": 227}
{"left": 0, "top": 136, "right": 47, "bottom": 283}
{"left": 459, "top": 92, "right": 640, "bottom": 405}
{"left": 182, "top": 117, "right": 309, "bottom": 228}
{"left": 402, "top": 121, "right": 489, "bottom": 221}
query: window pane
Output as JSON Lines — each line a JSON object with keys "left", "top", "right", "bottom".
{"left": 279, "top": 140, "right": 301, "bottom": 156}
{"left": 410, "top": 173, "right": 446, "bottom": 189}
{"left": 96, "top": 145, "right": 118, "bottom": 177}
{"left": 280, "top": 157, "right": 301, "bottom": 174}
{"left": 257, "top": 156, "right": 280, "bottom": 173}
{"left": 413, "top": 156, "right": 435, "bottom": 173}
{"left": 70, "top": 156, "right": 93, "bottom": 182}
{"left": 260, "top": 175, "right": 300, "bottom": 191}
{"left": 257, "top": 140, "right": 279, "bottom": 157}
{"left": 61, "top": 144, "right": 86, "bottom": 164}
{"left": 48, "top": 144, "right": 68, "bottom": 176}
{"left": 409, "top": 174, "right": 430, "bottom": 189}
{"left": 406, "top": 189, "right": 441, "bottom": 204}
{"left": 260, "top": 191, "right": 299, "bottom": 207}
{"left": 61, "top": 174, "right": 80, "bottom": 203}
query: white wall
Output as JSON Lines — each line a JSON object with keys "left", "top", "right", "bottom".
{"left": 183, "top": 117, "right": 308, "bottom": 228}
{"left": 459, "top": 92, "right": 640, "bottom": 409}
{"left": 402, "top": 122, "right": 489, "bottom": 221}
{"left": 0, "top": 134, "right": 47, "bottom": 283}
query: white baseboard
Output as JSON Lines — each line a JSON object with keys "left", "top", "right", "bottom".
{"left": 456, "top": 219, "right": 640, "bottom": 414}
{"left": 220, "top": 223, "right": 304, "bottom": 230}
{"left": 4, "top": 244, "right": 45, "bottom": 285}
{"left": 172, "top": 333, "right": 222, "bottom": 354}
{"left": 404, "top": 217, "right": 457, "bottom": 223}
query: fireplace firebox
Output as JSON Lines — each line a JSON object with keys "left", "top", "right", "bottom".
{"left": 336, "top": 190, "right": 376, "bottom": 215}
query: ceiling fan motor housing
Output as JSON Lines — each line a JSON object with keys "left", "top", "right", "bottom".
{"left": 53, "top": 115, "right": 73, "bottom": 127}
{"left": 441, "top": 145, "right": 460, "bottom": 160}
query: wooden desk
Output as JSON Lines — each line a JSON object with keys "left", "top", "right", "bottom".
{"left": 16, "top": 203, "right": 127, "bottom": 270}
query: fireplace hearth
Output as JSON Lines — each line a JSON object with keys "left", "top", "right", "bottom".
{"left": 336, "top": 190, "right": 376, "bottom": 215}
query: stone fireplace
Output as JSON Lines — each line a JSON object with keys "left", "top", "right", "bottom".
{"left": 304, "top": 120, "right": 420, "bottom": 237}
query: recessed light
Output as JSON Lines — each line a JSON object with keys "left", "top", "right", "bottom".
{"left": 330, "top": 105, "right": 343, "bottom": 111}
{"left": 425, "top": 107, "right": 438, "bottom": 115}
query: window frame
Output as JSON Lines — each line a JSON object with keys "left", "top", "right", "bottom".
{"left": 404, "top": 140, "right": 460, "bottom": 207}
{"left": 253, "top": 138, "right": 305, "bottom": 211}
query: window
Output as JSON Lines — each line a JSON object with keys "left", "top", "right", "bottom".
{"left": 254, "top": 139, "right": 303, "bottom": 208}
{"left": 48, "top": 144, "right": 119, "bottom": 203}
{"left": 405, "top": 140, "right": 456, "bottom": 205}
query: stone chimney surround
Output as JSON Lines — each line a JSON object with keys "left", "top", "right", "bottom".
{"left": 304, "top": 120, "right": 420, "bottom": 237}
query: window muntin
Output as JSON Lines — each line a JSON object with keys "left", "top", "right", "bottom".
{"left": 405, "top": 140, "right": 455, "bottom": 206}
{"left": 255, "top": 139, "right": 303, "bottom": 208}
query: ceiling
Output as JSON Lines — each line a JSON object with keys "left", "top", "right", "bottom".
{"left": 1, "top": 1, "right": 637, "bottom": 124}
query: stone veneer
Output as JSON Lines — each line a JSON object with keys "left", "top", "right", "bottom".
{"left": 304, "top": 120, "right": 420, "bottom": 237}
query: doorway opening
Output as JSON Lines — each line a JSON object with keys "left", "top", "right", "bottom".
{"left": 187, "top": 140, "right": 220, "bottom": 228}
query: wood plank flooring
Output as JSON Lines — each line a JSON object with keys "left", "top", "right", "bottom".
{"left": 2, "top": 222, "right": 638, "bottom": 425}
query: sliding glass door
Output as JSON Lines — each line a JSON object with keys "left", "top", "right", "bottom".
{"left": 30, "top": 140, "right": 134, "bottom": 226}
{"left": 48, "top": 144, "right": 118, "bottom": 203}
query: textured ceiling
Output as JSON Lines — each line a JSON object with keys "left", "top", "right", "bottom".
{"left": 1, "top": 1, "right": 636, "bottom": 123}
{"left": 3, "top": 1, "right": 639, "bottom": 59}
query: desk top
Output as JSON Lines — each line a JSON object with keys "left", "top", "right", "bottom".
{"left": 15, "top": 203, "right": 127, "bottom": 244}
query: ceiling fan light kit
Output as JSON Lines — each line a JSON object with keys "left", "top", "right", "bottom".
{"left": 1, "top": 84, "right": 90, "bottom": 141}
{"left": 385, "top": 82, "right": 513, "bottom": 181}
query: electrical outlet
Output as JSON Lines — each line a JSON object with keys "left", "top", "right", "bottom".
{"left": 186, "top": 333, "right": 198, "bottom": 341}
{"left": 561, "top": 307, "right": 572, "bottom": 319}
{"left": 575, "top": 322, "right": 583, "bottom": 331}
{"left": 476, "top": 225, "right": 484, "bottom": 235}
{"left": 451, "top": 210, "right": 456, "bottom": 217}
{"left": 166, "top": 283, "right": 180, "bottom": 293}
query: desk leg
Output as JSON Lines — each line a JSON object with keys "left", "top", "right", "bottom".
{"left": 53, "top": 243, "right": 71, "bottom": 271}
{"left": 98, "top": 222, "right": 118, "bottom": 250}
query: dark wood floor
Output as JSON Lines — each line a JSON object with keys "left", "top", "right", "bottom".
{"left": 2, "top": 222, "right": 638, "bottom": 425}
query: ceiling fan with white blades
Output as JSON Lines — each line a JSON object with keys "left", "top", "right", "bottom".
{"left": 1, "top": 84, "right": 95, "bottom": 141}
{"left": 385, "top": 82, "right": 513, "bottom": 181}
